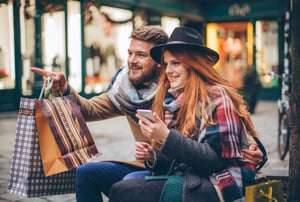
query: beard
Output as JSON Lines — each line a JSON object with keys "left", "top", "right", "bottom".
{"left": 128, "top": 65, "right": 157, "bottom": 87}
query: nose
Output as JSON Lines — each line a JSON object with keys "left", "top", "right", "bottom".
{"left": 165, "top": 64, "right": 172, "bottom": 74}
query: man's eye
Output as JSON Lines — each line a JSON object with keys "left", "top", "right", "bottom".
{"left": 138, "top": 53, "right": 146, "bottom": 57}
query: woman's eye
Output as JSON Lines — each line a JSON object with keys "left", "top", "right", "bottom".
{"left": 172, "top": 61, "right": 180, "bottom": 65}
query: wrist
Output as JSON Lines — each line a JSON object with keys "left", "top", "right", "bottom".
{"left": 149, "top": 151, "right": 156, "bottom": 163}
{"left": 161, "top": 129, "right": 170, "bottom": 142}
{"left": 63, "top": 84, "right": 71, "bottom": 96}
{"left": 146, "top": 151, "right": 156, "bottom": 167}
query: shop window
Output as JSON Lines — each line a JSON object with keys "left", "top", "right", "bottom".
{"left": 84, "top": 4, "right": 133, "bottom": 94}
{"left": 67, "top": 1, "right": 81, "bottom": 92}
{"left": 207, "top": 22, "right": 252, "bottom": 89}
{"left": 0, "top": 2, "right": 15, "bottom": 90}
{"left": 161, "top": 16, "right": 180, "bottom": 36}
{"left": 255, "top": 21, "right": 279, "bottom": 88}
{"left": 134, "top": 9, "right": 148, "bottom": 27}
{"left": 41, "top": 4, "right": 66, "bottom": 75}
{"left": 20, "top": 0, "right": 67, "bottom": 95}
{"left": 20, "top": 0, "right": 35, "bottom": 95}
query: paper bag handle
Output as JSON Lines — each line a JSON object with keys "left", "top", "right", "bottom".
{"left": 259, "top": 187, "right": 278, "bottom": 202}
{"left": 39, "top": 77, "right": 63, "bottom": 100}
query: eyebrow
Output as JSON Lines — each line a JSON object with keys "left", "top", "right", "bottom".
{"left": 128, "top": 49, "right": 148, "bottom": 54}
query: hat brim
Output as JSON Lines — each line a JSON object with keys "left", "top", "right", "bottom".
{"left": 150, "top": 42, "right": 219, "bottom": 65}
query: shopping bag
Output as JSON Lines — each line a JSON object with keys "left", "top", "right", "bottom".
{"left": 7, "top": 97, "right": 76, "bottom": 197}
{"left": 245, "top": 180, "right": 284, "bottom": 202}
{"left": 35, "top": 78, "right": 100, "bottom": 176}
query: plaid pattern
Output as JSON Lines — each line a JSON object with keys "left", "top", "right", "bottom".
{"left": 163, "top": 91, "right": 183, "bottom": 129}
{"left": 203, "top": 86, "right": 256, "bottom": 201}
{"left": 7, "top": 98, "right": 75, "bottom": 197}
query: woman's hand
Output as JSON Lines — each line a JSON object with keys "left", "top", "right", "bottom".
{"left": 135, "top": 142, "right": 155, "bottom": 162}
{"left": 136, "top": 112, "right": 169, "bottom": 141}
{"left": 242, "top": 144, "right": 263, "bottom": 165}
{"left": 30, "top": 67, "right": 68, "bottom": 95}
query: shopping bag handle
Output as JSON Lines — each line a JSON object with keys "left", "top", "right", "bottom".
{"left": 38, "top": 77, "right": 62, "bottom": 100}
{"left": 253, "top": 136, "right": 268, "bottom": 172}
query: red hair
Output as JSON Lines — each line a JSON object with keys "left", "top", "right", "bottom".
{"left": 152, "top": 46, "right": 258, "bottom": 138}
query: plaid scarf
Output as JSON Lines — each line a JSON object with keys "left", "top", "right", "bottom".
{"left": 203, "top": 85, "right": 256, "bottom": 201}
{"left": 152, "top": 88, "right": 183, "bottom": 150}
{"left": 163, "top": 88, "right": 184, "bottom": 129}
{"left": 157, "top": 85, "right": 256, "bottom": 201}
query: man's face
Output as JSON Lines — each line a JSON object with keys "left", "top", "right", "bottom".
{"left": 127, "top": 39, "right": 158, "bottom": 86}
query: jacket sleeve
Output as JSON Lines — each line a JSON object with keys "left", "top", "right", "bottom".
{"left": 161, "top": 129, "right": 225, "bottom": 175}
{"left": 70, "top": 88, "right": 123, "bottom": 122}
{"left": 145, "top": 149, "right": 175, "bottom": 175}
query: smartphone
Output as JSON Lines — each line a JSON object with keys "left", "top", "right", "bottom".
{"left": 136, "top": 109, "right": 155, "bottom": 122}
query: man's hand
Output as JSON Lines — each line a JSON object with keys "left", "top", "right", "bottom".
{"left": 31, "top": 67, "right": 68, "bottom": 95}
{"left": 242, "top": 144, "right": 264, "bottom": 165}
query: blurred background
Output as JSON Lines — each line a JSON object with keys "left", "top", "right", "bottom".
{"left": 0, "top": 0, "right": 291, "bottom": 114}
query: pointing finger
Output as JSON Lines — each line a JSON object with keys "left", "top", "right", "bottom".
{"left": 30, "top": 67, "right": 53, "bottom": 77}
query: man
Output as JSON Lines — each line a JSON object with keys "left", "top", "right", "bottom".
{"left": 31, "top": 25, "right": 264, "bottom": 202}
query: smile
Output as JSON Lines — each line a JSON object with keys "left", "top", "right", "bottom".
{"left": 168, "top": 76, "right": 178, "bottom": 82}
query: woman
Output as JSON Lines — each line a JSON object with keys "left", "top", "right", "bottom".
{"left": 109, "top": 26, "right": 266, "bottom": 202}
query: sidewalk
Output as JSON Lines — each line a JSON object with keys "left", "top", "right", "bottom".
{"left": 0, "top": 101, "right": 288, "bottom": 201}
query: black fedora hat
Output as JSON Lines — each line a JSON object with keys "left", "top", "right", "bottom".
{"left": 150, "top": 26, "right": 219, "bottom": 65}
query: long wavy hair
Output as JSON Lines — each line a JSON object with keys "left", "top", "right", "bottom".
{"left": 152, "top": 46, "right": 258, "bottom": 138}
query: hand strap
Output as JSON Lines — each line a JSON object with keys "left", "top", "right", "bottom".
{"left": 253, "top": 136, "right": 268, "bottom": 171}
{"left": 44, "top": 77, "right": 54, "bottom": 99}
{"left": 38, "top": 77, "right": 62, "bottom": 100}
{"left": 39, "top": 77, "right": 53, "bottom": 100}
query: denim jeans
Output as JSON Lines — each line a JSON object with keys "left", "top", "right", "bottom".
{"left": 75, "top": 161, "right": 145, "bottom": 202}
{"left": 123, "top": 170, "right": 151, "bottom": 180}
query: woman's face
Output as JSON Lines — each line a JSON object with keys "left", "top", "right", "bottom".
{"left": 163, "top": 51, "right": 189, "bottom": 89}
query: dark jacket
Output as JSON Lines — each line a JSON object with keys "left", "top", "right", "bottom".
{"left": 146, "top": 129, "right": 225, "bottom": 202}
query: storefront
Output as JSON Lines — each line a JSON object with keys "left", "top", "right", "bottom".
{"left": 202, "top": 0, "right": 290, "bottom": 100}
{"left": 0, "top": 0, "right": 290, "bottom": 112}
{"left": 0, "top": 1, "right": 19, "bottom": 111}
{"left": 0, "top": 0, "right": 196, "bottom": 112}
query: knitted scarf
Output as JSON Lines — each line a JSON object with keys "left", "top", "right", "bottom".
{"left": 107, "top": 66, "right": 157, "bottom": 120}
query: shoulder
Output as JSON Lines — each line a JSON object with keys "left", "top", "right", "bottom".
{"left": 207, "top": 85, "right": 229, "bottom": 101}
{"left": 207, "top": 85, "right": 227, "bottom": 97}
{"left": 206, "top": 85, "right": 235, "bottom": 110}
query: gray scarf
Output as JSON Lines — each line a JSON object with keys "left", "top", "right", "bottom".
{"left": 107, "top": 66, "right": 157, "bottom": 119}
